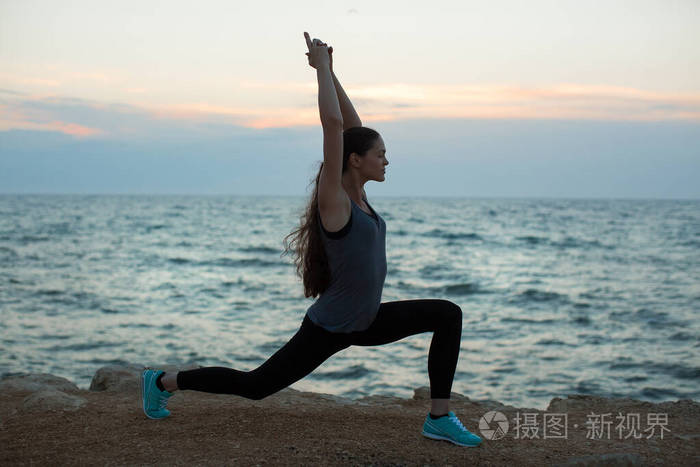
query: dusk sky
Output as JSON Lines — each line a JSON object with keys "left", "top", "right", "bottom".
{"left": 1, "top": 0, "right": 699, "bottom": 198}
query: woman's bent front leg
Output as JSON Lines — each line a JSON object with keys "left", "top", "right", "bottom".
{"left": 349, "top": 299, "right": 463, "bottom": 401}
{"left": 176, "top": 316, "right": 348, "bottom": 400}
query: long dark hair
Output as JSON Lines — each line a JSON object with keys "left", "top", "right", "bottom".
{"left": 282, "top": 126, "right": 380, "bottom": 298}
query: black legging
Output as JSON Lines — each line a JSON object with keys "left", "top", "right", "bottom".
{"left": 177, "top": 299, "right": 462, "bottom": 400}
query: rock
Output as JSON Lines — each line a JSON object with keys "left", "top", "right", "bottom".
{"left": 89, "top": 363, "right": 144, "bottom": 392}
{"left": 315, "top": 393, "right": 355, "bottom": 405}
{"left": 412, "top": 386, "right": 512, "bottom": 411}
{"left": 0, "top": 374, "right": 79, "bottom": 394}
{"left": 89, "top": 363, "right": 201, "bottom": 391}
{"left": 657, "top": 399, "right": 700, "bottom": 416}
{"left": 22, "top": 389, "right": 86, "bottom": 412}
{"left": 547, "top": 394, "right": 613, "bottom": 412}
{"left": 556, "top": 452, "right": 643, "bottom": 466}
{"left": 450, "top": 391, "right": 471, "bottom": 402}
{"left": 477, "top": 399, "right": 514, "bottom": 410}
{"left": 413, "top": 386, "right": 431, "bottom": 400}
{"left": 673, "top": 433, "right": 700, "bottom": 441}
{"left": 412, "top": 386, "right": 471, "bottom": 402}
{"left": 269, "top": 389, "right": 359, "bottom": 407}
{"left": 357, "top": 394, "right": 404, "bottom": 406}
{"left": 548, "top": 396, "right": 573, "bottom": 412}
{"left": 547, "top": 394, "right": 663, "bottom": 413}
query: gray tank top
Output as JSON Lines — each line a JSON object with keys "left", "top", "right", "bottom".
{"left": 306, "top": 196, "right": 387, "bottom": 333}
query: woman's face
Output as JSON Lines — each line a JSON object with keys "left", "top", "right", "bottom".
{"left": 367, "top": 136, "right": 389, "bottom": 182}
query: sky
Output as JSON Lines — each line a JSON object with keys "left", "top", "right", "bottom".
{"left": 1, "top": 0, "right": 699, "bottom": 198}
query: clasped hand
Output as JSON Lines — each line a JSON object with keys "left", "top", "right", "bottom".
{"left": 304, "top": 31, "right": 333, "bottom": 71}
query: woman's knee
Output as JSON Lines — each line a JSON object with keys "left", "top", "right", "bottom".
{"left": 249, "top": 388, "right": 271, "bottom": 400}
{"left": 243, "top": 372, "right": 279, "bottom": 400}
{"left": 438, "top": 299, "right": 462, "bottom": 323}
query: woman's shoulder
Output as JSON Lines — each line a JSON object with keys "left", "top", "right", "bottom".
{"left": 319, "top": 190, "right": 352, "bottom": 234}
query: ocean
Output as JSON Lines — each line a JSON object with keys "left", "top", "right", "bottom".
{"left": 1, "top": 194, "right": 698, "bottom": 410}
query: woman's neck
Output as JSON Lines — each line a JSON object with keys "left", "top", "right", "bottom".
{"left": 341, "top": 178, "right": 366, "bottom": 205}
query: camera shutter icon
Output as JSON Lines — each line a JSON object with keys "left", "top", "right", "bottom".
{"left": 479, "top": 410, "right": 509, "bottom": 440}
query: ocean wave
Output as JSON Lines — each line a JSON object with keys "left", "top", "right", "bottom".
{"left": 44, "top": 341, "right": 120, "bottom": 352}
{"left": 511, "top": 288, "right": 570, "bottom": 304}
{"left": 314, "top": 364, "right": 372, "bottom": 379}
{"left": 608, "top": 357, "right": 700, "bottom": 380}
{"left": 443, "top": 282, "right": 482, "bottom": 295}
{"left": 535, "top": 338, "right": 576, "bottom": 347}
{"left": 393, "top": 280, "right": 486, "bottom": 296}
{"left": 240, "top": 245, "right": 279, "bottom": 254}
{"left": 200, "top": 257, "right": 281, "bottom": 268}
{"left": 0, "top": 246, "right": 19, "bottom": 259}
{"left": 500, "top": 316, "right": 559, "bottom": 325}
{"left": 422, "top": 229, "right": 483, "bottom": 241}
{"left": 18, "top": 235, "right": 51, "bottom": 244}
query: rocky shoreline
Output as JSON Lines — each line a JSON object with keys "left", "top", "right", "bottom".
{"left": 1, "top": 364, "right": 699, "bottom": 465}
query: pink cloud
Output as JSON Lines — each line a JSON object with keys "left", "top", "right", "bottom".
{"left": 0, "top": 104, "right": 104, "bottom": 138}
{"left": 1, "top": 81, "right": 698, "bottom": 136}
{"left": 49, "top": 121, "right": 104, "bottom": 137}
{"left": 0, "top": 118, "right": 104, "bottom": 137}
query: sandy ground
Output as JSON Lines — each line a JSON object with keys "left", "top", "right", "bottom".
{"left": 1, "top": 380, "right": 699, "bottom": 466}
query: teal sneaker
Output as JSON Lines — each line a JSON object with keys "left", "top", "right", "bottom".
{"left": 141, "top": 369, "right": 173, "bottom": 419}
{"left": 422, "top": 411, "right": 482, "bottom": 447}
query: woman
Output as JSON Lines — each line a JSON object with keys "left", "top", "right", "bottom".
{"left": 141, "top": 31, "right": 482, "bottom": 448}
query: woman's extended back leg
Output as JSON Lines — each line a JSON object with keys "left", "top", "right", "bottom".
{"left": 177, "top": 316, "right": 349, "bottom": 400}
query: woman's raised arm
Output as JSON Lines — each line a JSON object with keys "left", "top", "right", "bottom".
{"left": 304, "top": 32, "right": 343, "bottom": 127}
{"left": 328, "top": 47, "right": 363, "bottom": 130}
